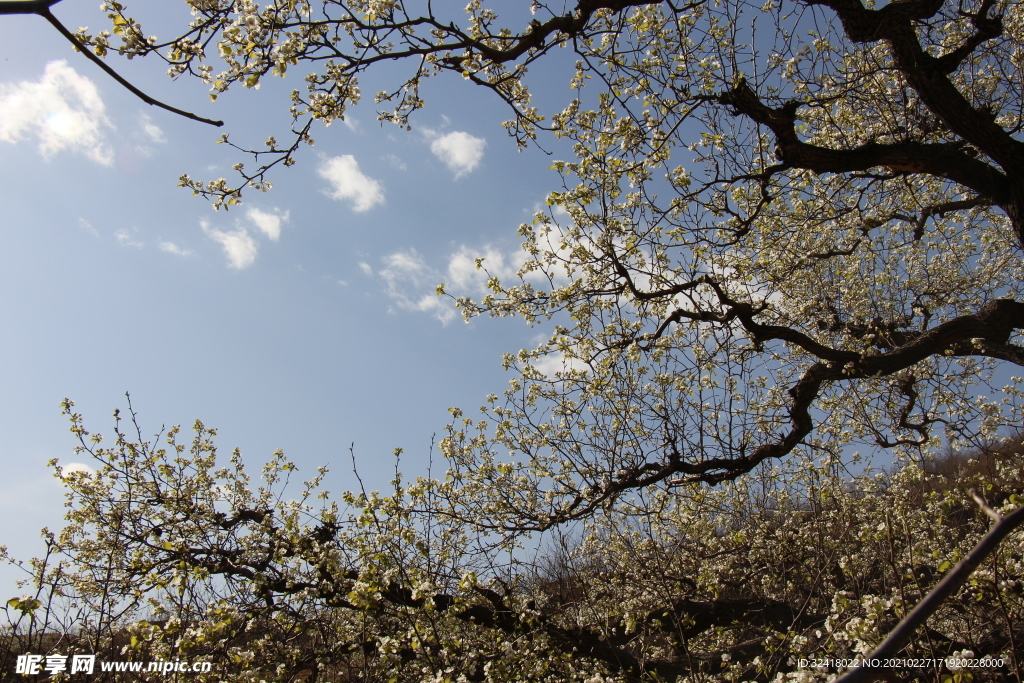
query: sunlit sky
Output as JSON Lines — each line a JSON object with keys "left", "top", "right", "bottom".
{"left": 0, "top": 1, "right": 578, "bottom": 597}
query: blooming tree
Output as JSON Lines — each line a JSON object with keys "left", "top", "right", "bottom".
{"left": 24, "top": 0, "right": 1021, "bottom": 484}
{"left": 4, "top": 0, "right": 1024, "bottom": 679}
{"left": 3, "top": 402, "right": 1022, "bottom": 682}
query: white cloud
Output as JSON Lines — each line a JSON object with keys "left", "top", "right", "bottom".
{"left": 246, "top": 207, "right": 288, "bottom": 241}
{"left": 139, "top": 113, "right": 165, "bottom": 144}
{"left": 443, "top": 238, "right": 572, "bottom": 295}
{"left": 318, "top": 155, "right": 384, "bottom": 211}
{"left": 374, "top": 243, "right": 527, "bottom": 325}
{"left": 377, "top": 249, "right": 456, "bottom": 324}
{"left": 444, "top": 244, "right": 524, "bottom": 294}
{"left": 373, "top": 224, "right": 575, "bottom": 325}
{"left": 198, "top": 209, "right": 287, "bottom": 268}
{"left": 202, "top": 219, "right": 258, "bottom": 269}
{"left": 429, "top": 131, "right": 486, "bottom": 178}
{"left": 114, "top": 227, "right": 143, "bottom": 248}
{"left": 159, "top": 241, "right": 194, "bottom": 257}
{"left": 526, "top": 332, "right": 590, "bottom": 379}
{"left": 59, "top": 462, "right": 96, "bottom": 479}
{"left": 384, "top": 250, "right": 429, "bottom": 278}
{"left": 531, "top": 351, "right": 589, "bottom": 378}
{"left": 0, "top": 60, "right": 113, "bottom": 164}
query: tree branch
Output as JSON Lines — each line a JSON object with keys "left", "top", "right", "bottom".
{"left": 930, "top": 0, "right": 1002, "bottom": 74}
{"left": 598, "top": 299, "right": 1024, "bottom": 493}
{"left": 719, "top": 80, "right": 1009, "bottom": 205}
{"left": 436, "top": 0, "right": 670, "bottom": 67}
{"left": 808, "top": 0, "right": 1023, "bottom": 178}
{"left": 1, "top": 0, "right": 223, "bottom": 126}
{"left": 0, "top": 0, "right": 60, "bottom": 14}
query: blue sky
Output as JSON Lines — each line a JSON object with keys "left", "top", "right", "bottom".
{"left": 0, "top": 2, "right": 576, "bottom": 597}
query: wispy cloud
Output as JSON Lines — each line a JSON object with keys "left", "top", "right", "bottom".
{"left": 114, "top": 227, "right": 143, "bottom": 248}
{"left": 376, "top": 249, "right": 457, "bottom": 324}
{"left": 372, "top": 243, "right": 525, "bottom": 324}
{"left": 246, "top": 207, "right": 288, "bottom": 241}
{"left": 429, "top": 131, "right": 486, "bottom": 178}
{"left": 368, "top": 196, "right": 585, "bottom": 324}
{"left": 0, "top": 60, "right": 113, "bottom": 164}
{"left": 131, "top": 112, "right": 166, "bottom": 156}
{"left": 382, "top": 153, "right": 407, "bottom": 171}
{"left": 78, "top": 217, "right": 99, "bottom": 238}
{"left": 159, "top": 241, "right": 194, "bottom": 257}
{"left": 373, "top": 232, "right": 576, "bottom": 324}
{"left": 318, "top": 155, "right": 384, "bottom": 211}
{"left": 202, "top": 219, "right": 258, "bottom": 269}
{"left": 139, "top": 113, "right": 165, "bottom": 144}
